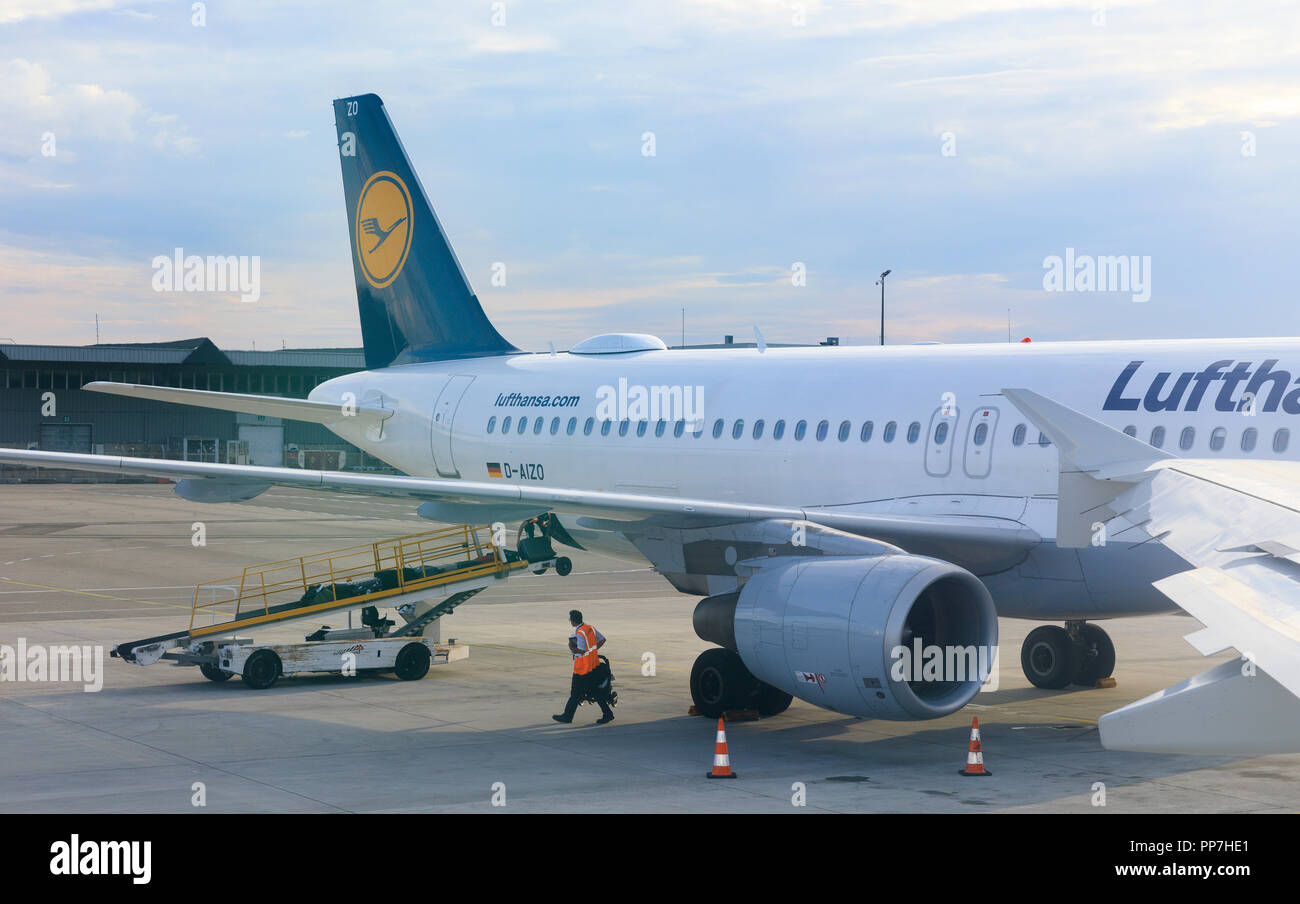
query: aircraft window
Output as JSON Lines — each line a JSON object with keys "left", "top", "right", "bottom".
{"left": 654, "top": 420, "right": 666, "bottom": 437}
{"left": 487, "top": 416, "right": 497, "bottom": 434}
{"left": 713, "top": 418, "right": 725, "bottom": 439}
{"left": 601, "top": 420, "right": 612, "bottom": 436}
{"left": 1241, "top": 427, "right": 1257, "bottom": 451}
{"left": 1011, "top": 424, "right": 1025, "bottom": 446}
{"left": 1036, "top": 432, "right": 1051, "bottom": 446}
{"left": 732, "top": 419, "right": 744, "bottom": 439}
{"left": 550, "top": 417, "right": 561, "bottom": 435}
{"left": 502, "top": 416, "right": 512, "bottom": 434}
{"left": 753, "top": 419, "right": 765, "bottom": 439}
{"left": 860, "top": 421, "right": 873, "bottom": 442}
{"left": 636, "top": 420, "right": 647, "bottom": 437}
{"left": 838, "top": 420, "right": 851, "bottom": 442}
{"left": 883, "top": 421, "right": 897, "bottom": 443}
{"left": 584, "top": 417, "right": 595, "bottom": 436}
{"left": 692, "top": 419, "right": 705, "bottom": 438}
{"left": 1275, "top": 429, "right": 1290, "bottom": 453}
{"left": 517, "top": 417, "right": 527, "bottom": 435}
{"left": 619, "top": 420, "right": 630, "bottom": 437}
{"left": 794, "top": 420, "right": 807, "bottom": 441}
{"left": 1179, "top": 427, "right": 1195, "bottom": 450}
{"left": 773, "top": 420, "right": 786, "bottom": 440}
{"left": 973, "top": 423, "right": 988, "bottom": 446}
{"left": 533, "top": 417, "right": 544, "bottom": 435}
{"left": 1122, "top": 425, "right": 1137, "bottom": 437}
{"left": 934, "top": 422, "right": 949, "bottom": 444}
{"left": 907, "top": 421, "right": 921, "bottom": 443}
{"left": 1209, "top": 427, "right": 1226, "bottom": 451}
{"left": 815, "top": 420, "right": 829, "bottom": 441}
{"left": 567, "top": 417, "right": 577, "bottom": 436}
{"left": 673, "top": 419, "right": 685, "bottom": 438}
{"left": 1149, "top": 426, "right": 1165, "bottom": 448}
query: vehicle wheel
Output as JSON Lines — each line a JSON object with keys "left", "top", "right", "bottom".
{"left": 689, "top": 648, "right": 757, "bottom": 718}
{"left": 555, "top": 557, "right": 573, "bottom": 577}
{"left": 242, "top": 649, "right": 281, "bottom": 690}
{"left": 752, "top": 681, "right": 794, "bottom": 717}
{"left": 199, "top": 663, "right": 232, "bottom": 682}
{"left": 1073, "top": 623, "right": 1116, "bottom": 686}
{"left": 1020, "top": 626, "right": 1080, "bottom": 690}
{"left": 394, "top": 642, "right": 432, "bottom": 681}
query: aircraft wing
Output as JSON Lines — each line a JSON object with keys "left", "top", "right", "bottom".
{"left": 0, "top": 447, "right": 1036, "bottom": 575}
{"left": 1004, "top": 387, "right": 1300, "bottom": 755}
{"left": 82, "top": 381, "right": 392, "bottom": 428}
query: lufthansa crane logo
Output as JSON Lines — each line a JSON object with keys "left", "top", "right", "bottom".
{"left": 355, "top": 171, "right": 413, "bottom": 289}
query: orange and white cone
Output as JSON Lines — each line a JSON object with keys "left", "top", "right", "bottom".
{"left": 958, "top": 716, "right": 991, "bottom": 776}
{"left": 706, "top": 717, "right": 738, "bottom": 779}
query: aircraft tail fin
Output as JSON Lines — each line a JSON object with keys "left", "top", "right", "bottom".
{"left": 332, "top": 94, "right": 518, "bottom": 368}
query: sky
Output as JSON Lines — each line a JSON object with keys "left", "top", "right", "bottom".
{"left": 1, "top": 0, "right": 1298, "bottom": 352}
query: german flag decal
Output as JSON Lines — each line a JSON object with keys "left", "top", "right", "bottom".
{"left": 486, "top": 462, "right": 503, "bottom": 478}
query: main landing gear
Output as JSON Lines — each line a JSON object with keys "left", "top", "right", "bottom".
{"left": 1020, "top": 620, "right": 1116, "bottom": 689}
{"left": 689, "top": 648, "right": 793, "bottom": 719}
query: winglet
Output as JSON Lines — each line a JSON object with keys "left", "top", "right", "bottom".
{"left": 1001, "top": 388, "right": 1170, "bottom": 548}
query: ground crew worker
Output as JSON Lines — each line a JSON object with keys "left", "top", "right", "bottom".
{"left": 553, "top": 609, "right": 615, "bottom": 725}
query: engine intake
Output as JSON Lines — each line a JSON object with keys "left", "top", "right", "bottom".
{"left": 700, "top": 554, "right": 998, "bottom": 720}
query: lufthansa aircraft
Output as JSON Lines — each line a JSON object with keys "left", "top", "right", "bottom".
{"left": 4, "top": 93, "right": 1299, "bottom": 733}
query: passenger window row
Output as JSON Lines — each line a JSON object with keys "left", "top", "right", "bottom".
{"left": 484, "top": 415, "right": 934, "bottom": 444}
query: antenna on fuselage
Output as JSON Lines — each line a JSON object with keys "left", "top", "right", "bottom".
{"left": 753, "top": 326, "right": 767, "bottom": 354}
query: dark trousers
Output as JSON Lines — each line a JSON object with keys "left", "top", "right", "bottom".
{"left": 562, "top": 671, "right": 613, "bottom": 719}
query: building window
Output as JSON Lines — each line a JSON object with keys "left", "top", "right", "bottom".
{"left": 1209, "top": 427, "right": 1226, "bottom": 451}
{"left": 1150, "top": 426, "right": 1165, "bottom": 448}
{"left": 1179, "top": 427, "right": 1195, "bottom": 451}
{"left": 883, "top": 421, "right": 897, "bottom": 443}
{"left": 860, "top": 421, "right": 873, "bottom": 442}
{"left": 907, "top": 421, "right": 921, "bottom": 444}
{"left": 1241, "top": 427, "right": 1257, "bottom": 452}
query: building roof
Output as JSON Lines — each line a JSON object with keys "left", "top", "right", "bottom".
{"left": 0, "top": 338, "right": 365, "bottom": 369}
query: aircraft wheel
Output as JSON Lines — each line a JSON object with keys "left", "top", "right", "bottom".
{"left": 394, "top": 642, "right": 432, "bottom": 681}
{"left": 1073, "top": 623, "right": 1116, "bottom": 686}
{"left": 752, "top": 681, "right": 794, "bottom": 717}
{"left": 199, "top": 663, "right": 232, "bottom": 682}
{"left": 690, "top": 648, "right": 757, "bottom": 718}
{"left": 555, "top": 557, "right": 573, "bottom": 577}
{"left": 1021, "top": 626, "right": 1080, "bottom": 690}
{"left": 242, "top": 649, "right": 281, "bottom": 690}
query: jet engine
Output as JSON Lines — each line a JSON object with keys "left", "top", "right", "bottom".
{"left": 692, "top": 554, "right": 998, "bottom": 720}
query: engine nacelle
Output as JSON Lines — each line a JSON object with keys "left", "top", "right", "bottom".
{"left": 697, "top": 554, "right": 998, "bottom": 720}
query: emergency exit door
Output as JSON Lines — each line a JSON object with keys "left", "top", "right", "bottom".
{"left": 963, "top": 406, "right": 999, "bottom": 479}
{"left": 430, "top": 375, "right": 475, "bottom": 478}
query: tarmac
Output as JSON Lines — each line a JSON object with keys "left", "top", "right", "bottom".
{"left": 2, "top": 483, "right": 1298, "bottom": 813}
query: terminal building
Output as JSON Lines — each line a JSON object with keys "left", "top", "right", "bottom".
{"left": 0, "top": 338, "right": 370, "bottom": 471}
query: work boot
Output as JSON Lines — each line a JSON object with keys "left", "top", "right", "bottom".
{"left": 595, "top": 714, "right": 614, "bottom": 725}
{"left": 552, "top": 714, "right": 573, "bottom": 723}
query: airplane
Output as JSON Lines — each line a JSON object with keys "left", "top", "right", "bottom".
{"left": 1005, "top": 388, "right": 1300, "bottom": 755}
{"left": 3, "top": 92, "right": 1299, "bottom": 728}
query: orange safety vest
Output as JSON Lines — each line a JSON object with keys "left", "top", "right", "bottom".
{"left": 572, "top": 623, "right": 600, "bottom": 675}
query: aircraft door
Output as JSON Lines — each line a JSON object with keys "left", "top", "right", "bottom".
{"left": 963, "top": 405, "right": 999, "bottom": 479}
{"left": 430, "top": 374, "right": 475, "bottom": 478}
{"left": 924, "top": 403, "right": 958, "bottom": 477}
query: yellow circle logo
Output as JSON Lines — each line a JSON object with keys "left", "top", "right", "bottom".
{"left": 355, "top": 171, "right": 413, "bottom": 288}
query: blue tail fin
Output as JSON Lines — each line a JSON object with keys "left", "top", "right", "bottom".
{"left": 333, "top": 94, "right": 518, "bottom": 368}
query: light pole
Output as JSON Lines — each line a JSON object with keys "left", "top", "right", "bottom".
{"left": 875, "top": 269, "right": 891, "bottom": 346}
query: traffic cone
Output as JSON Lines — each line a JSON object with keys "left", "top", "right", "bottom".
{"left": 958, "top": 716, "right": 991, "bottom": 776}
{"left": 706, "top": 717, "right": 738, "bottom": 779}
